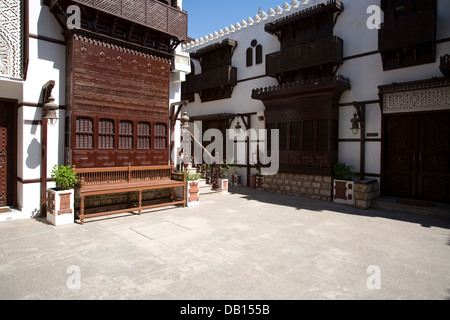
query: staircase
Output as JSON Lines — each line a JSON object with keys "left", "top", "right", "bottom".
{"left": 184, "top": 165, "right": 220, "bottom": 195}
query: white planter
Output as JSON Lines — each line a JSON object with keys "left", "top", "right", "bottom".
{"left": 46, "top": 189, "right": 75, "bottom": 226}
{"left": 187, "top": 180, "right": 200, "bottom": 207}
{"left": 333, "top": 180, "right": 355, "bottom": 205}
{"left": 175, "top": 180, "right": 200, "bottom": 207}
{"left": 219, "top": 179, "right": 228, "bottom": 194}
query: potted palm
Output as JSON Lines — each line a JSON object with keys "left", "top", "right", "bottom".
{"left": 333, "top": 162, "right": 357, "bottom": 205}
{"left": 47, "top": 165, "right": 78, "bottom": 226}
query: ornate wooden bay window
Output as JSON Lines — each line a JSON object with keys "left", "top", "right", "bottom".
{"left": 253, "top": 0, "right": 349, "bottom": 176}
{"left": 253, "top": 76, "right": 350, "bottom": 175}
{"left": 43, "top": 0, "right": 187, "bottom": 168}
{"left": 379, "top": 0, "right": 437, "bottom": 71}
{"left": 182, "top": 38, "right": 238, "bottom": 102}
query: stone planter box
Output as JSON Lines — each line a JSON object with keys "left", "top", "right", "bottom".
{"left": 333, "top": 179, "right": 355, "bottom": 205}
{"left": 46, "top": 189, "right": 75, "bottom": 226}
{"left": 354, "top": 179, "right": 379, "bottom": 209}
{"left": 256, "top": 176, "right": 263, "bottom": 189}
{"left": 230, "top": 174, "right": 242, "bottom": 187}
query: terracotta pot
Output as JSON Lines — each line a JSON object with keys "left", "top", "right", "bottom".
{"left": 249, "top": 174, "right": 256, "bottom": 189}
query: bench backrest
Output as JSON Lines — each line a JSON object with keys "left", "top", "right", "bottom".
{"left": 75, "top": 165, "right": 175, "bottom": 186}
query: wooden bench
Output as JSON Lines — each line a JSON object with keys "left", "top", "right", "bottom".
{"left": 74, "top": 165, "right": 186, "bottom": 224}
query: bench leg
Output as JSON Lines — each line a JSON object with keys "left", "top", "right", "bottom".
{"left": 80, "top": 196, "right": 85, "bottom": 225}
{"left": 171, "top": 187, "right": 175, "bottom": 202}
{"left": 138, "top": 190, "right": 142, "bottom": 215}
{"left": 183, "top": 185, "right": 186, "bottom": 208}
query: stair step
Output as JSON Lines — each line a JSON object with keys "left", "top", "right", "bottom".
{"left": 372, "top": 197, "right": 450, "bottom": 220}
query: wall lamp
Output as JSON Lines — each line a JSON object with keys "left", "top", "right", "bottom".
{"left": 351, "top": 112, "right": 361, "bottom": 135}
{"left": 43, "top": 95, "right": 59, "bottom": 127}
{"left": 350, "top": 103, "right": 365, "bottom": 136}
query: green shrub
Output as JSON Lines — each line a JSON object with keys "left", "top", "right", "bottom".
{"left": 185, "top": 171, "right": 201, "bottom": 181}
{"left": 333, "top": 162, "right": 357, "bottom": 181}
{"left": 51, "top": 165, "right": 78, "bottom": 191}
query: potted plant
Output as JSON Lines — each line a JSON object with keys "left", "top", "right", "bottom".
{"left": 186, "top": 171, "right": 201, "bottom": 207}
{"left": 255, "top": 164, "right": 263, "bottom": 189}
{"left": 218, "top": 160, "right": 230, "bottom": 193}
{"left": 333, "top": 162, "right": 357, "bottom": 205}
{"left": 47, "top": 165, "right": 78, "bottom": 226}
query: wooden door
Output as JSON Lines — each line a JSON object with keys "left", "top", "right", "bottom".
{"left": 384, "top": 112, "right": 450, "bottom": 203}
{"left": 0, "top": 102, "right": 12, "bottom": 207}
{"left": 417, "top": 113, "right": 450, "bottom": 202}
{"left": 383, "top": 115, "right": 418, "bottom": 199}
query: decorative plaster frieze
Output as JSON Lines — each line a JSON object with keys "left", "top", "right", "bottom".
{"left": 0, "top": 0, "right": 22, "bottom": 79}
{"left": 383, "top": 86, "right": 450, "bottom": 114}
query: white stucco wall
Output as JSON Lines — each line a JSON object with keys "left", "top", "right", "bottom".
{"left": 16, "top": 2, "right": 66, "bottom": 216}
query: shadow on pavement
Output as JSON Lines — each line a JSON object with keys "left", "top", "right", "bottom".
{"left": 229, "top": 187, "right": 450, "bottom": 230}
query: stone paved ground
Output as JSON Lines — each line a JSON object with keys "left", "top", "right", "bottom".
{"left": 0, "top": 188, "right": 449, "bottom": 300}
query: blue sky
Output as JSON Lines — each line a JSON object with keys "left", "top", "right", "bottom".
{"left": 183, "top": 0, "right": 293, "bottom": 40}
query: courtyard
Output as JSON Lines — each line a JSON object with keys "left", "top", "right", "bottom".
{"left": 0, "top": 188, "right": 449, "bottom": 300}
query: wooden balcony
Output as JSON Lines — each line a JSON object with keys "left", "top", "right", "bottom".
{"left": 379, "top": 9, "right": 436, "bottom": 53}
{"left": 182, "top": 65, "right": 237, "bottom": 102}
{"left": 48, "top": 0, "right": 188, "bottom": 40}
{"left": 196, "top": 65, "right": 237, "bottom": 91}
{"left": 266, "top": 36, "right": 343, "bottom": 77}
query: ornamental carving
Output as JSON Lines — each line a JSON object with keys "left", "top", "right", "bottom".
{"left": 383, "top": 86, "right": 450, "bottom": 114}
{"left": 0, "top": 0, "right": 22, "bottom": 79}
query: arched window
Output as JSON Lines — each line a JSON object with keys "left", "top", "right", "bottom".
{"left": 75, "top": 117, "right": 94, "bottom": 149}
{"left": 247, "top": 40, "right": 262, "bottom": 67}
{"left": 137, "top": 122, "right": 151, "bottom": 149}
{"left": 99, "top": 119, "right": 115, "bottom": 149}
{"left": 119, "top": 120, "right": 133, "bottom": 149}
{"left": 246, "top": 48, "right": 253, "bottom": 67}
{"left": 154, "top": 123, "right": 168, "bottom": 149}
{"left": 256, "top": 44, "right": 263, "bottom": 65}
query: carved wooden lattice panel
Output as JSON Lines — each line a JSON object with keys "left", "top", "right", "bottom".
{"left": 0, "top": 122, "right": 7, "bottom": 207}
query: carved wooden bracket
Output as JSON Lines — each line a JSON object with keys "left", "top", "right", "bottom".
{"left": 41, "top": 80, "right": 56, "bottom": 106}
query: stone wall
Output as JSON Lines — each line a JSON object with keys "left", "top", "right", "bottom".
{"left": 354, "top": 180, "right": 379, "bottom": 209}
{"left": 262, "top": 173, "right": 332, "bottom": 201}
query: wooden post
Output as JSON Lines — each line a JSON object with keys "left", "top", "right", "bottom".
{"left": 138, "top": 190, "right": 142, "bottom": 215}
{"left": 80, "top": 195, "right": 85, "bottom": 225}
{"left": 355, "top": 103, "right": 366, "bottom": 180}
{"left": 41, "top": 117, "right": 48, "bottom": 218}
